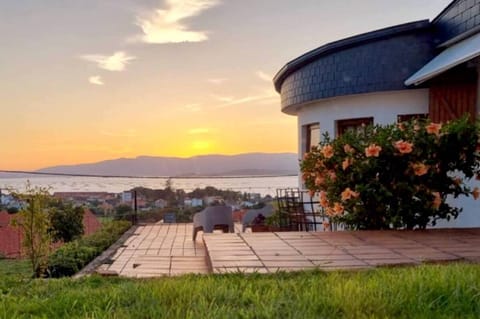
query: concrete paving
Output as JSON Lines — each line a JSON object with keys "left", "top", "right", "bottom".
{"left": 103, "top": 224, "right": 480, "bottom": 277}
{"left": 107, "top": 223, "right": 208, "bottom": 277}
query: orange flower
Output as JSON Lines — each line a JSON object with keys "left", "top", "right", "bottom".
{"left": 394, "top": 140, "right": 413, "bottom": 154}
{"left": 321, "top": 145, "right": 334, "bottom": 159}
{"left": 328, "top": 170, "right": 337, "bottom": 181}
{"left": 412, "top": 163, "right": 429, "bottom": 176}
{"left": 432, "top": 192, "right": 441, "bottom": 209}
{"left": 344, "top": 144, "right": 355, "bottom": 154}
{"left": 333, "top": 202, "right": 344, "bottom": 216}
{"left": 342, "top": 158, "right": 353, "bottom": 171}
{"left": 325, "top": 207, "right": 334, "bottom": 217}
{"left": 473, "top": 187, "right": 480, "bottom": 200}
{"left": 315, "top": 160, "right": 324, "bottom": 169}
{"left": 301, "top": 173, "right": 308, "bottom": 181}
{"left": 315, "top": 174, "right": 325, "bottom": 186}
{"left": 426, "top": 122, "right": 442, "bottom": 136}
{"left": 319, "top": 191, "right": 329, "bottom": 208}
{"left": 341, "top": 187, "right": 360, "bottom": 201}
{"left": 365, "top": 144, "right": 382, "bottom": 157}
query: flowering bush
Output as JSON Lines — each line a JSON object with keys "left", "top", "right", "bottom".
{"left": 301, "top": 116, "right": 480, "bottom": 230}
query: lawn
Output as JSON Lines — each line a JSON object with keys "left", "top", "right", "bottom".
{"left": 1, "top": 260, "right": 479, "bottom": 318}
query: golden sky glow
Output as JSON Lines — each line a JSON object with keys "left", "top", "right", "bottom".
{"left": 0, "top": 0, "right": 451, "bottom": 170}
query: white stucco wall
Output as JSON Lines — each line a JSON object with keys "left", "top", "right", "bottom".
{"left": 296, "top": 89, "right": 429, "bottom": 155}
{"left": 293, "top": 89, "right": 479, "bottom": 228}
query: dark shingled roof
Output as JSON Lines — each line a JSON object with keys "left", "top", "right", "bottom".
{"left": 273, "top": 20, "right": 431, "bottom": 93}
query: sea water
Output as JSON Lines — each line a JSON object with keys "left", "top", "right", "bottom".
{"left": 0, "top": 175, "right": 298, "bottom": 197}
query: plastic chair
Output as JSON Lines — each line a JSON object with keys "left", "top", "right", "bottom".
{"left": 192, "top": 205, "right": 234, "bottom": 240}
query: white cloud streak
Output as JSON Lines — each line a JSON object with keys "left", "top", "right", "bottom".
{"left": 211, "top": 94, "right": 234, "bottom": 103}
{"left": 88, "top": 75, "right": 104, "bottom": 85}
{"left": 135, "top": 0, "right": 220, "bottom": 44}
{"left": 214, "top": 89, "right": 278, "bottom": 108}
{"left": 256, "top": 71, "right": 272, "bottom": 82}
{"left": 81, "top": 51, "right": 136, "bottom": 71}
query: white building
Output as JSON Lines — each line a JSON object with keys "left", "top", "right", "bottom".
{"left": 274, "top": 1, "right": 479, "bottom": 227}
{"left": 154, "top": 199, "right": 167, "bottom": 209}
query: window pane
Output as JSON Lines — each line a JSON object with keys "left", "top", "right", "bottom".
{"left": 337, "top": 117, "right": 373, "bottom": 136}
{"left": 306, "top": 123, "right": 320, "bottom": 152}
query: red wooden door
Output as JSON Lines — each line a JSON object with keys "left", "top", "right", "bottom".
{"left": 429, "top": 83, "right": 477, "bottom": 123}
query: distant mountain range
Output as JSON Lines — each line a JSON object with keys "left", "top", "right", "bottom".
{"left": 31, "top": 153, "right": 299, "bottom": 177}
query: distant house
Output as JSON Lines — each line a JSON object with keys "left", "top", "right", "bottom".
{"left": 54, "top": 192, "right": 116, "bottom": 202}
{"left": 274, "top": 0, "right": 480, "bottom": 227}
{"left": 204, "top": 196, "right": 224, "bottom": 206}
{"left": 121, "top": 191, "right": 133, "bottom": 203}
{"left": 154, "top": 199, "right": 168, "bottom": 209}
{"left": 53, "top": 192, "right": 117, "bottom": 208}
{"left": 0, "top": 193, "right": 23, "bottom": 210}
{"left": 120, "top": 191, "right": 147, "bottom": 208}
{"left": 191, "top": 198, "right": 203, "bottom": 207}
{"left": 184, "top": 198, "right": 203, "bottom": 207}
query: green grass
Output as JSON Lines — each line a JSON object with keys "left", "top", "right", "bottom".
{"left": 0, "top": 259, "right": 30, "bottom": 278}
{"left": 1, "top": 260, "right": 479, "bottom": 318}
{"left": 97, "top": 216, "right": 114, "bottom": 225}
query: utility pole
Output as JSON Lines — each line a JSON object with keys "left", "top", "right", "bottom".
{"left": 133, "top": 190, "right": 138, "bottom": 225}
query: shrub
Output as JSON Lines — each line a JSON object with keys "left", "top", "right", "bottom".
{"left": 301, "top": 116, "right": 479, "bottom": 230}
{"left": 6, "top": 207, "right": 19, "bottom": 214}
{"left": 46, "top": 220, "right": 131, "bottom": 278}
{"left": 265, "top": 210, "right": 290, "bottom": 228}
{"left": 49, "top": 201, "right": 84, "bottom": 243}
{"left": 114, "top": 204, "right": 133, "bottom": 221}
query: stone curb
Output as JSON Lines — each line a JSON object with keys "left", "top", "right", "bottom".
{"left": 74, "top": 225, "right": 139, "bottom": 278}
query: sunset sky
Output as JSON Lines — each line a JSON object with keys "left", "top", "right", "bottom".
{"left": 1, "top": 0, "right": 451, "bottom": 170}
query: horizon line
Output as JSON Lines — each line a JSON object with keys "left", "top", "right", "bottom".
{"left": 0, "top": 170, "right": 298, "bottom": 180}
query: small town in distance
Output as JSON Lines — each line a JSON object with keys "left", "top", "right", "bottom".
{"left": 0, "top": 182, "right": 270, "bottom": 224}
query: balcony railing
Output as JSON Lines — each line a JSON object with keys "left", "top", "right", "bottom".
{"left": 276, "top": 188, "right": 330, "bottom": 232}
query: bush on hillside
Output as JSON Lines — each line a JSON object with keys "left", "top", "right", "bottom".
{"left": 301, "top": 116, "right": 479, "bottom": 230}
{"left": 46, "top": 220, "right": 131, "bottom": 278}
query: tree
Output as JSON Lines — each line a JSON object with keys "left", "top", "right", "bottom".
{"left": 114, "top": 204, "right": 133, "bottom": 220}
{"left": 10, "top": 183, "right": 53, "bottom": 277}
{"left": 49, "top": 201, "right": 84, "bottom": 243}
{"left": 164, "top": 178, "right": 176, "bottom": 206}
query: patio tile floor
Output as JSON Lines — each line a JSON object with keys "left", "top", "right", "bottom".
{"left": 106, "top": 224, "right": 209, "bottom": 277}
{"left": 103, "top": 224, "right": 480, "bottom": 277}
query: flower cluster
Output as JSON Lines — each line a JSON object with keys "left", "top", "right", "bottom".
{"left": 301, "top": 116, "right": 480, "bottom": 230}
